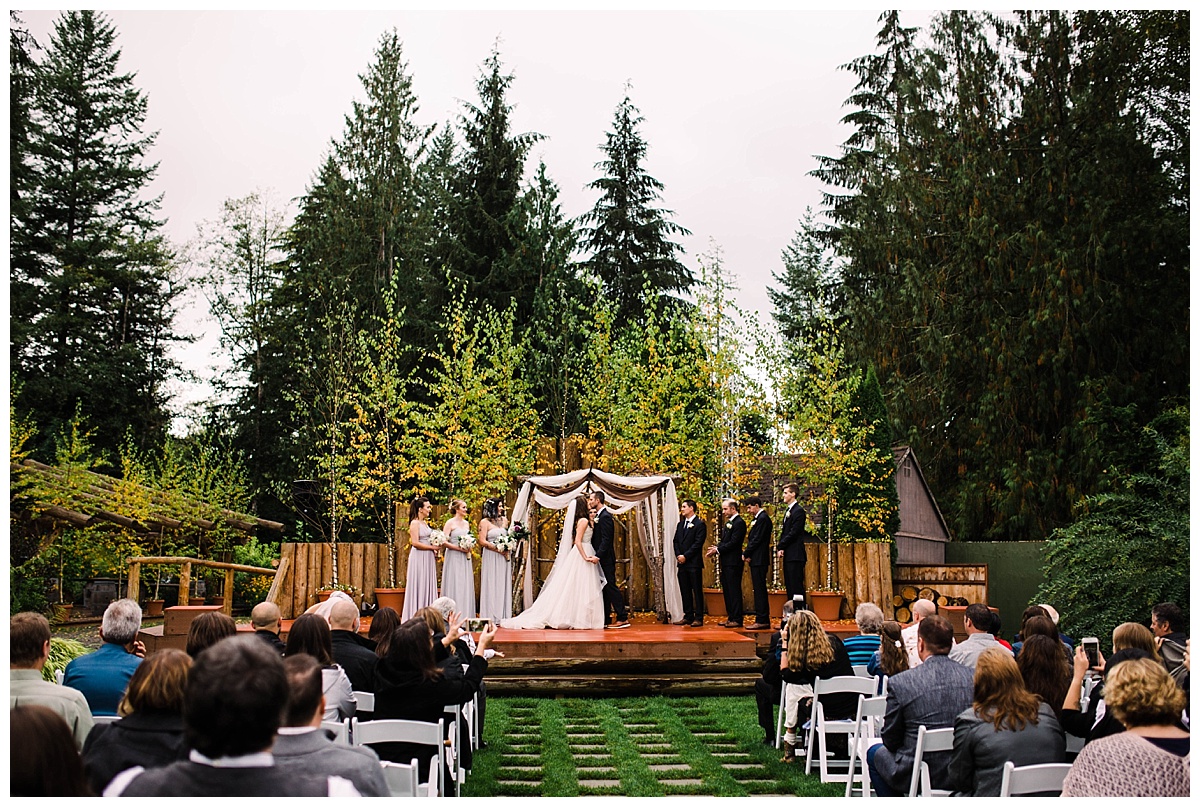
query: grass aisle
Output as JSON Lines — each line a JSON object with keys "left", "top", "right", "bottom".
{"left": 463, "top": 695, "right": 846, "bottom": 797}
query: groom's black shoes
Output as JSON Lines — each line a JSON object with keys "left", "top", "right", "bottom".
{"left": 606, "top": 621, "right": 631, "bottom": 630}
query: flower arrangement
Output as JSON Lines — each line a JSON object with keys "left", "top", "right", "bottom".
{"left": 509, "top": 521, "right": 531, "bottom": 545}
{"left": 455, "top": 531, "right": 477, "bottom": 551}
{"left": 319, "top": 581, "right": 360, "bottom": 595}
{"left": 428, "top": 529, "right": 448, "bottom": 548}
{"left": 491, "top": 528, "right": 516, "bottom": 553}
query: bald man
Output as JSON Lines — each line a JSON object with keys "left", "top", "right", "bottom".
{"left": 901, "top": 599, "right": 939, "bottom": 667}
{"left": 251, "top": 602, "right": 285, "bottom": 655}
{"left": 328, "top": 598, "right": 377, "bottom": 693}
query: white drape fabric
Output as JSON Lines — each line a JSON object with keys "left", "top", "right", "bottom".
{"left": 510, "top": 469, "right": 683, "bottom": 623}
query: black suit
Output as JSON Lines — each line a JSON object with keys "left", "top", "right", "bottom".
{"left": 716, "top": 514, "right": 747, "bottom": 623}
{"left": 743, "top": 509, "right": 773, "bottom": 623}
{"left": 330, "top": 630, "right": 378, "bottom": 693}
{"left": 673, "top": 516, "right": 707, "bottom": 622}
{"left": 775, "top": 502, "right": 808, "bottom": 604}
{"left": 592, "top": 507, "right": 627, "bottom": 623}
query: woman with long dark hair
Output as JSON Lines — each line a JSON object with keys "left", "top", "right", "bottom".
{"left": 371, "top": 617, "right": 497, "bottom": 771}
{"left": 478, "top": 497, "right": 512, "bottom": 622}
{"left": 947, "top": 648, "right": 1065, "bottom": 796}
{"left": 284, "top": 613, "right": 355, "bottom": 721}
{"left": 1017, "top": 634, "right": 1071, "bottom": 720}
{"left": 81, "top": 649, "right": 191, "bottom": 793}
{"left": 867, "top": 619, "right": 909, "bottom": 682}
{"left": 368, "top": 606, "right": 401, "bottom": 659}
{"left": 402, "top": 496, "right": 437, "bottom": 621}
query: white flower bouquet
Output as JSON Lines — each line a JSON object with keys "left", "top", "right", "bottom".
{"left": 491, "top": 529, "right": 516, "bottom": 553}
{"left": 455, "top": 531, "right": 477, "bottom": 551}
{"left": 428, "top": 529, "right": 448, "bottom": 548}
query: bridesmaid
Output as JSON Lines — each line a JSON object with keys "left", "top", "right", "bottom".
{"left": 478, "top": 497, "right": 512, "bottom": 622}
{"left": 440, "top": 499, "right": 476, "bottom": 619}
{"left": 401, "top": 497, "right": 437, "bottom": 621}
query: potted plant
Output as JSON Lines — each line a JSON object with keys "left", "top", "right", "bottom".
{"left": 316, "top": 581, "right": 361, "bottom": 608}
{"left": 373, "top": 582, "right": 404, "bottom": 613}
{"left": 808, "top": 587, "right": 846, "bottom": 622}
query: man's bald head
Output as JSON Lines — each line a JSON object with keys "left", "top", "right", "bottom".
{"left": 328, "top": 598, "right": 359, "bottom": 631}
{"left": 251, "top": 602, "right": 281, "bottom": 632}
{"left": 911, "top": 598, "right": 937, "bottom": 621}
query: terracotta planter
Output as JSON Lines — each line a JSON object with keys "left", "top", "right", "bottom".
{"left": 144, "top": 599, "right": 165, "bottom": 618}
{"left": 703, "top": 588, "right": 725, "bottom": 618}
{"left": 768, "top": 591, "right": 789, "bottom": 622}
{"left": 316, "top": 590, "right": 333, "bottom": 603}
{"left": 809, "top": 591, "right": 845, "bottom": 622}
{"left": 317, "top": 590, "right": 363, "bottom": 608}
{"left": 188, "top": 597, "right": 206, "bottom": 607}
{"left": 374, "top": 588, "right": 405, "bottom": 614}
{"left": 210, "top": 596, "right": 224, "bottom": 608}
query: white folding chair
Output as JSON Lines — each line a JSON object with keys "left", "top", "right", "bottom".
{"left": 1064, "top": 732, "right": 1085, "bottom": 755}
{"left": 852, "top": 664, "right": 871, "bottom": 677}
{"left": 321, "top": 717, "right": 351, "bottom": 745}
{"left": 775, "top": 682, "right": 789, "bottom": 748}
{"left": 54, "top": 669, "right": 65, "bottom": 685}
{"left": 352, "top": 717, "right": 445, "bottom": 797}
{"left": 804, "top": 675, "right": 881, "bottom": 782}
{"left": 91, "top": 714, "right": 120, "bottom": 726}
{"left": 998, "top": 761, "right": 1072, "bottom": 797}
{"left": 844, "top": 695, "right": 888, "bottom": 797}
{"left": 443, "top": 704, "right": 465, "bottom": 796}
{"left": 907, "top": 725, "right": 955, "bottom": 797}
{"left": 353, "top": 690, "right": 375, "bottom": 712}
{"left": 380, "top": 758, "right": 420, "bottom": 797}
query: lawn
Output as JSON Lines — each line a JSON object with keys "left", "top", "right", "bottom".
{"left": 462, "top": 694, "right": 846, "bottom": 797}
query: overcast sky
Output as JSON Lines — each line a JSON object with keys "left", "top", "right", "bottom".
{"left": 20, "top": 7, "right": 933, "bottom": 428}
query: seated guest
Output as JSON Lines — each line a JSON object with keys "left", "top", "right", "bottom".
{"left": 900, "top": 598, "right": 942, "bottom": 667}
{"left": 250, "top": 601, "right": 285, "bottom": 654}
{"left": 368, "top": 606, "right": 401, "bottom": 658}
{"left": 273, "top": 655, "right": 387, "bottom": 796}
{"left": 1016, "top": 634, "right": 1071, "bottom": 721}
{"left": 104, "top": 636, "right": 359, "bottom": 796}
{"left": 1037, "top": 603, "right": 1075, "bottom": 650}
{"left": 947, "top": 648, "right": 1065, "bottom": 796}
{"left": 1151, "top": 601, "right": 1188, "bottom": 687}
{"left": 328, "top": 598, "right": 377, "bottom": 692}
{"left": 284, "top": 613, "right": 356, "bottom": 721}
{"left": 754, "top": 628, "right": 785, "bottom": 745}
{"left": 62, "top": 599, "right": 144, "bottom": 715}
{"left": 184, "top": 611, "right": 236, "bottom": 659}
{"left": 867, "top": 620, "right": 910, "bottom": 684}
{"left": 9, "top": 612, "right": 94, "bottom": 748}
{"left": 1010, "top": 604, "right": 1051, "bottom": 655}
{"left": 10, "top": 705, "right": 93, "bottom": 796}
{"left": 371, "top": 618, "right": 495, "bottom": 773}
{"left": 81, "top": 649, "right": 191, "bottom": 793}
{"left": 1015, "top": 614, "right": 1072, "bottom": 663}
{"left": 1062, "top": 657, "right": 1190, "bottom": 796}
{"left": 778, "top": 609, "right": 855, "bottom": 763}
{"left": 843, "top": 602, "right": 884, "bottom": 666}
{"left": 949, "top": 604, "right": 1012, "bottom": 670}
{"left": 866, "top": 615, "right": 974, "bottom": 796}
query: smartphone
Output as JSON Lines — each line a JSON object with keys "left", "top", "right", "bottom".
{"left": 467, "top": 618, "right": 491, "bottom": 632}
{"left": 1082, "top": 636, "right": 1099, "bottom": 668}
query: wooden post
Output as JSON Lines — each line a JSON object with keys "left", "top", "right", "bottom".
{"left": 178, "top": 562, "right": 191, "bottom": 606}
{"left": 127, "top": 561, "right": 141, "bottom": 605}
{"left": 223, "top": 568, "right": 235, "bottom": 616}
{"left": 266, "top": 556, "right": 290, "bottom": 609}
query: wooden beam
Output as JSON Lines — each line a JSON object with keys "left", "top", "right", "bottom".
{"left": 178, "top": 562, "right": 192, "bottom": 607}
{"left": 128, "top": 561, "right": 141, "bottom": 604}
{"left": 266, "top": 556, "right": 290, "bottom": 608}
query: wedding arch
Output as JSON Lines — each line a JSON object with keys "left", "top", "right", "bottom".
{"left": 510, "top": 468, "right": 684, "bottom": 623}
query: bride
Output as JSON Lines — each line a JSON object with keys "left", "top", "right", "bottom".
{"left": 501, "top": 495, "right": 604, "bottom": 630}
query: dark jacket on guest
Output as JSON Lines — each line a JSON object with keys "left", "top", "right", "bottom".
{"left": 947, "top": 701, "right": 1065, "bottom": 796}
{"left": 330, "top": 630, "right": 378, "bottom": 692}
{"left": 81, "top": 710, "right": 188, "bottom": 794}
{"left": 781, "top": 634, "right": 858, "bottom": 719}
{"left": 371, "top": 654, "right": 487, "bottom": 768}
{"left": 254, "top": 629, "right": 286, "bottom": 655}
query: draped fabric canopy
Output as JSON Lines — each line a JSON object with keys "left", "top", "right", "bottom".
{"left": 510, "top": 468, "right": 683, "bottom": 623}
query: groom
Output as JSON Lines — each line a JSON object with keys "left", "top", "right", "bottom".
{"left": 587, "top": 490, "right": 630, "bottom": 629}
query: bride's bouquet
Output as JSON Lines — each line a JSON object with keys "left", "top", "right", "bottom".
{"left": 491, "top": 529, "right": 517, "bottom": 553}
{"left": 428, "top": 529, "right": 448, "bottom": 548}
{"left": 454, "top": 531, "right": 477, "bottom": 551}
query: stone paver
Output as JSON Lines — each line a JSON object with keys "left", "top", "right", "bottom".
{"left": 659, "top": 779, "right": 704, "bottom": 786}
{"left": 721, "top": 763, "right": 763, "bottom": 770}
{"left": 648, "top": 764, "right": 692, "bottom": 772}
{"left": 577, "top": 780, "right": 622, "bottom": 788}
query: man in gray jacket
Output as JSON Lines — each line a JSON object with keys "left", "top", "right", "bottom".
{"left": 948, "top": 604, "right": 1011, "bottom": 670}
{"left": 867, "top": 615, "right": 974, "bottom": 796}
{"left": 274, "top": 654, "right": 388, "bottom": 796}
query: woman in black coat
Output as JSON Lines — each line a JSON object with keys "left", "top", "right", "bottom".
{"left": 371, "top": 617, "right": 496, "bottom": 770}
{"left": 778, "top": 609, "right": 856, "bottom": 761}
{"left": 81, "top": 649, "right": 191, "bottom": 793}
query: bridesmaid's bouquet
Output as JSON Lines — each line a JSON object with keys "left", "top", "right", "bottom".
{"left": 428, "top": 529, "right": 448, "bottom": 548}
{"left": 509, "top": 521, "right": 531, "bottom": 545}
{"left": 455, "top": 531, "right": 477, "bottom": 551}
{"left": 491, "top": 529, "right": 517, "bottom": 553}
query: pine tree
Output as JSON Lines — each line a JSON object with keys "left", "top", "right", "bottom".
{"left": 12, "top": 10, "right": 180, "bottom": 464}
{"left": 581, "top": 90, "right": 693, "bottom": 327}
{"left": 769, "top": 210, "right": 843, "bottom": 356}
{"left": 454, "top": 45, "right": 543, "bottom": 319}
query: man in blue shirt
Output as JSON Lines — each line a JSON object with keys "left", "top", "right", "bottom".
{"left": 62, "top": 598, "right": 144, "bottom": 714}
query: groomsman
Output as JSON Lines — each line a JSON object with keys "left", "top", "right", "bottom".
{"left": 707, "top": 499, "right": 746, "bottom": 627}
{"left": 673, "top": 500, "right": 707, "bottom": 627}
{"left": 742, "top": 497, "right": 773, "bottom": 629}
{"left": 775, "top": 483, "right": 809, "bottom": 606}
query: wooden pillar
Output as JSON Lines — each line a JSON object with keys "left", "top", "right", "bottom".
{"left": 223, "top": 568, "right": 235, "bottom": 616}
{"left": 178, "top": 562, "right": 191, "bottom": 606}
{"left": 127, "top": 561, "right": 141, "bottom": 604}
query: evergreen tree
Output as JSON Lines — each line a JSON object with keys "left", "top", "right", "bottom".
{"left": 836, "top": 365, "right": 900, "bottom": 542}
{"left": 12, "top": 10, "right": 180, "bottom": 465}
{"left": 9, "top": 12, "right": 39, "bottom": 368}
{"left": 453, "top": 45, "right": 543, "bottom": 320}
{"left": 581, "top": 90, "right": 693, "bottom": 327}
{"left": 769, "top": 210, "right": 843, "bottom": 355}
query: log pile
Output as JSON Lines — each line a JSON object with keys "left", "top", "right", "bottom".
{"left": 891, "top": 585, "right": 970, "bottom": 623}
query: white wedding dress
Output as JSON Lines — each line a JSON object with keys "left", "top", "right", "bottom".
{"left": 501, "top": 520, "right": 604, "bottom": 630}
